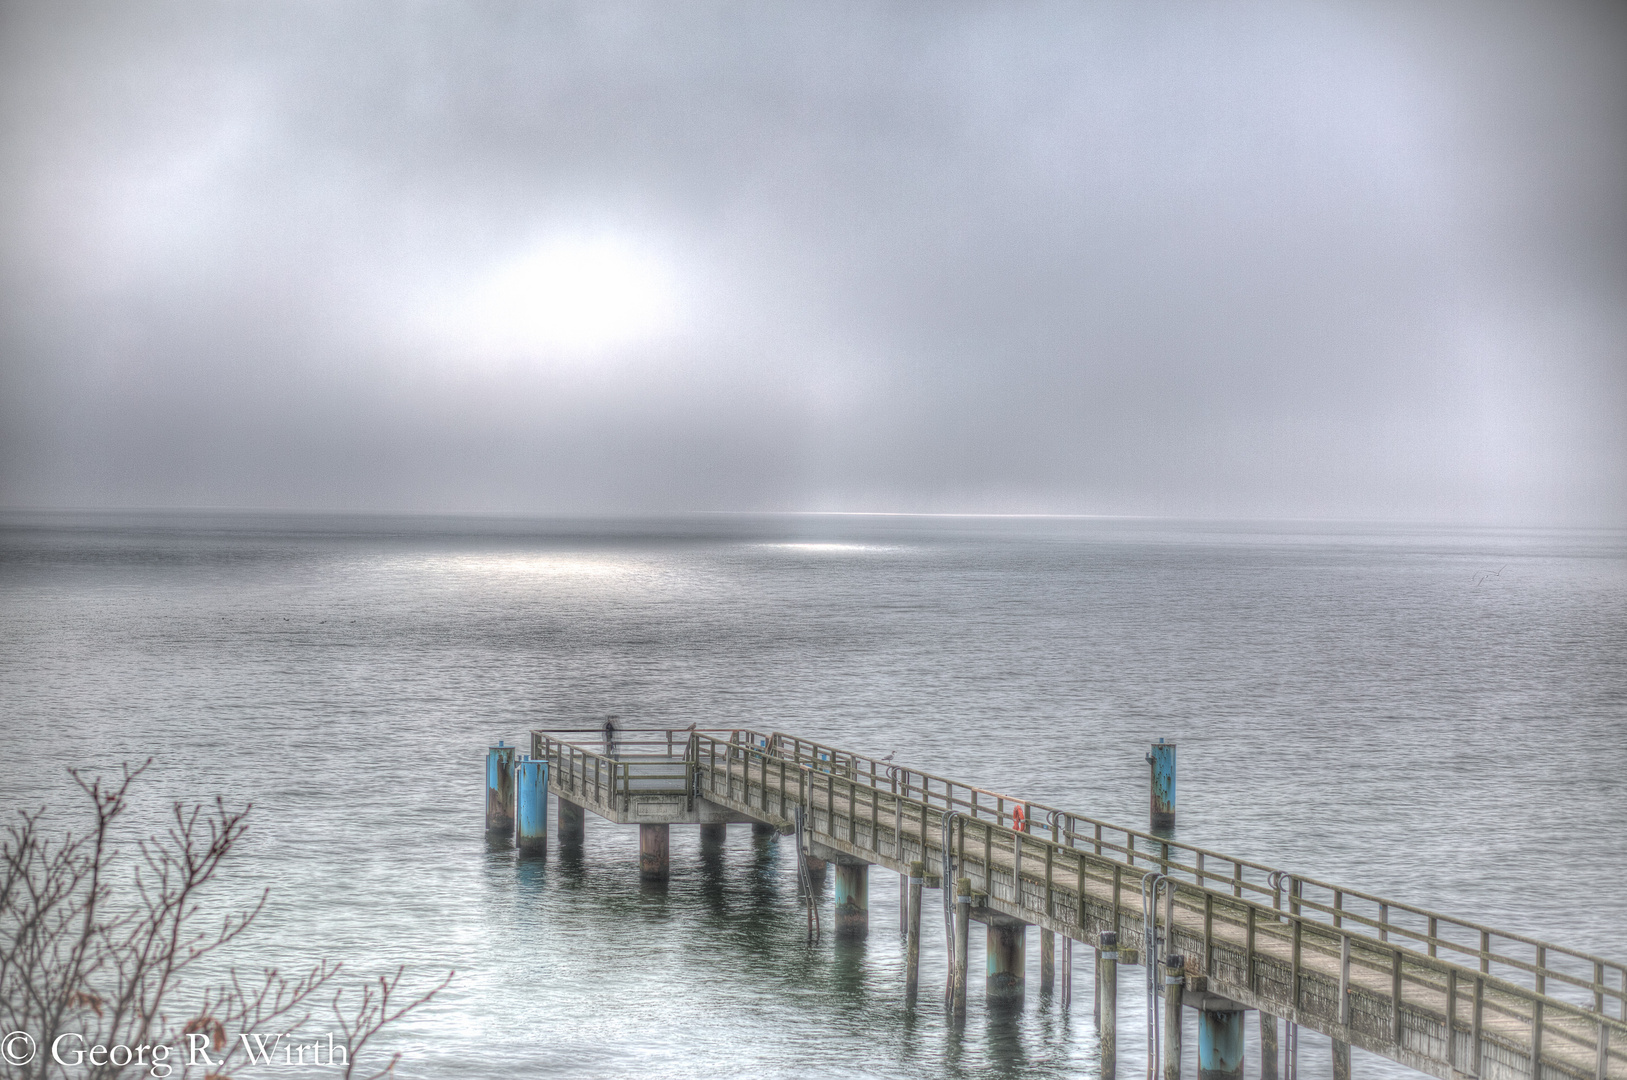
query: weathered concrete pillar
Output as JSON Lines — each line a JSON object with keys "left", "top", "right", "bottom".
{"left": 752, "top": 821, "right": 777, "bottom": 838}
{"left": 515, "top": 758, "right": 549, "bottom": 858}
{"left": 986, "top": 920, "right": 1027, "bottom": 1003}
{"left": 699, "top": 822, "right": 727, "bottom": 855}
{"left": 952, "top": 877, "right": 971, "bottom": 1019}
{"left": 1199, "top": 1010, "right": 1246, "bottom": 1080}
{"left": 1041, "top": 928, "right": 1056, "bottom": 993}
{"left": 485, "top": 742, "right": 516, "bottom": 837}
{"left": 1099, "top": 931, "right": 1119, "bottom": 1080}
{"left": 834, "top": 862, "right": 869, "bottom": 939}
{"left": 1163, "top": 954, "right": 1185, "bottom": 1080}
{"left": 1259, "top": 1012, "right": 1279, "bottom": 1080}
{"left": 1147, "top": 739, "right": 1176, "bottom": 832}
{"left": 1332, "top": 1040, "right": 1351, "bottom": 1080}
{"left": 904, "top": 861, "right": 924, "bottom": 1003}
{"left": 804, "top": 854, "right": 827, "bottom": 885}
{"left": 558, "top": 797, "right": 585, "bottom": 847}
{"left": 639, "top": 823, "right": 669, "bottom": 880}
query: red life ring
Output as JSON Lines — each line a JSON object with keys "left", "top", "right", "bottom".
{"left": 1012, "top": 804, "right": 1026, "bottom": 832}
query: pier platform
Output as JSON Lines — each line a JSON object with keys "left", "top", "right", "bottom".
{"left": 526, "top": 727, "right": 1625, "bottom": 1080}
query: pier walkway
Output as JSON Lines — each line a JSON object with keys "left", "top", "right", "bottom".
{"left": 528, "top": 727, "right": 1625, "bottom": 1080}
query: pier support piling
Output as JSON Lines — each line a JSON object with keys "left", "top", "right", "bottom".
{"left": 1332, "top": 1040, "right": 1351, "bottom": 1080}
{"left": 834, "top": 861, "right": 869, "bottom": 939}
{"left": 752, "top": 821, "right": 777, "bottom": 838}
{"left": 804, "top": 854, "right": 827, "bottom": 887}
{"left": 1259, "top": 1013, "right": 1279, "bottom": 1080}
{"left": 699, "top": 822, "right": 727, "bottom": 855}
{"left": 1041, "top": 928, "right": 1055, "bottom": 994}
{"left": 485, "top": 742, "right": 516, "bottom": 838}
{"left": 515, "top": 757, "right": 549, "bottom": 858}
{"left": 904, "top": 862, "right": 923, "bottom": 1003}
{"left": 558, "top": 797, "right": 585, "bottom": 847}
{"left": 1164, "top": 954, "right": 1186, "bottom": 1080}
{"left": 952, "top": 877, "right": 971, "bottom": 1019}
{"left": 639, "top": 823, "right": 669, "bottom": 881}
{"left": 1147, "top": 739, "right": 1177, "bottom": 832}
{"left": 1099, "top": 932, "right": 1118, "bottom": 1080}
{"left": 986, "top": 920, "right": 1027, "bottom": 1004}
{"left": 1199, "top": 1010, "right": 1246, "bottom": 1080}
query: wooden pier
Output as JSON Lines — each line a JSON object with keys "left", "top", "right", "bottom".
{"left": 522, "top": 727, "right": 1625, "bottom": 1080}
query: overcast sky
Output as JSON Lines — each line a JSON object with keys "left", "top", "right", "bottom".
{"left": 1, "top": 1, "right": 1623, "bottom": 523}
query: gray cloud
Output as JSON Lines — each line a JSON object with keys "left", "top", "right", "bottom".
{"left": 2, "top": 0, "right": 1623, "bottom": 522}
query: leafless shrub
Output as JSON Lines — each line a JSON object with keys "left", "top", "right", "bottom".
{"left": 1, "top": 761, "right": 451, "bottom": 1079}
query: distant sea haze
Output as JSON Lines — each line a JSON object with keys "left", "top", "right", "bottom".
{"left": 2, "top": 512, "right": 1622, "bottom": 1079}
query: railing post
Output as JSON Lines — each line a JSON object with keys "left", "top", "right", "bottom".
{"left": 1339, "top": 935, "right": 1351, "bottom": 1026}
{"left": 1204, "top": 893, "right": 1214, "bottom": 976}
{"left": 1292, "top": 915, "right": 1303, "bottom": 1010}
{"left": 1247, "top": 906, "right": 1257, "bottom": 992}
{"left": 1391, "top": 948, "right": 1404, "bottom": 1044}
{"left": 1531, "top": 998, "right": 1544, "bottom": 1080}
{"left": 1473, "top": 976, "right": 1485, "bottom": 1075}
{"left": 1446, "top": 969, "right": 1458, "bottom": 1070}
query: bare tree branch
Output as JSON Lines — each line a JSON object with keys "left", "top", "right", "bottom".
{"left": 0, "top": 765, "right": 451, "bottom": 1080}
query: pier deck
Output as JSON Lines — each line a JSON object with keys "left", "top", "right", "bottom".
{"left": 532, "top": 727, "right": 1625, "bottom": 1080}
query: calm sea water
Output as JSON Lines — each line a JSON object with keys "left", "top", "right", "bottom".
{"left": 2, "top": 512, "right": 1623, "bottom": 1079}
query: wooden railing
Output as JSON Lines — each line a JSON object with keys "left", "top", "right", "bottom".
{"left": 744, "top": 729, "right": 1627, "bottom": 1022}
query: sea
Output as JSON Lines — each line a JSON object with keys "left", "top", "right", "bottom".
{"left": 1, "top": 511, "right": 1623, "bottom": 1079}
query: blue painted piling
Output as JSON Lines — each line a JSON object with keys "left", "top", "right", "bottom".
{"left": 834, "top": 862, "right": 869, "bottom": 938}
{"left": 1147, "top": 738, "right": 1176, "bottom": 831}
{"left": 485, "top": 741, "right": 516, "bottom": 837}
{"left": 986, "top": 920, "right": 1026, "bottom": 1003}
{"left": 515, "top": 757, "right": 549, "bottom": 858}
{"left": 1200, "top": 1009, "right": 1246, "bottom": 1080}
